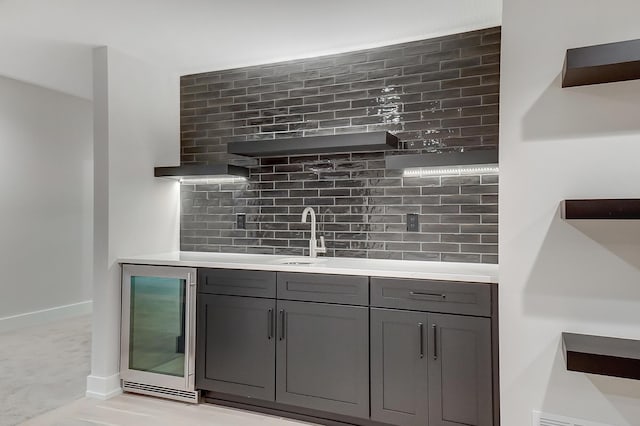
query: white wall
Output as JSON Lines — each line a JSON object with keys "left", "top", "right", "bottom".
{"left": 500, "top": 1, "right": 640, "bottom": 425}
{"left": 0, "top": 37, "right": 93, "bottom": 100}
{"left": 0, "top": 76, "right": 92, "bottom": 326}
{"left": 87, "top": 47, "right": 179, "bottom": 399}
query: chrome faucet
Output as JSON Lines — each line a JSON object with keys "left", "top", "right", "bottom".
{"left": 301, "top": 207, "right": 326, "bottom": 258}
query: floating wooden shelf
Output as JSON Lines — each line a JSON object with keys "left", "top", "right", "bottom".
{"left": 562, "top": 38, "right": 640, "bottom": 88}
{"left": 563, "top": 332, "right": 640, "bottom": 380}
{"left": 227, "top": 132, "right": 398, "bottom": 157}
{"left": 154, "top": 164, "right": 249, "bottom": 180}
{"left": 561, "top": 199, "right": 640, "bottom": 220}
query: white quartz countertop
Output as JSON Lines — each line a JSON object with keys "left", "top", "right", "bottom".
{"left": 118, "top": 252, "right": 498, "bottom": 283}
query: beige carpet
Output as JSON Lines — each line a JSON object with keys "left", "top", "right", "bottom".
{"left": 0, "top": 315, "right": 91, "bottom": 426}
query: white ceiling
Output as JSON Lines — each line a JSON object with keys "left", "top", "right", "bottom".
{"left": 0, "top": 0, "right": 502, "bottom": 99}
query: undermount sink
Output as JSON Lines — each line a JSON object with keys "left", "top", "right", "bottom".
{"left": 276, "top": 257, "right": 327, "bottom": 265}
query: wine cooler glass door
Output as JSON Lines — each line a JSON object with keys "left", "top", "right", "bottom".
{"left": 121, "top": 265, "right": 196, "bottom": 391}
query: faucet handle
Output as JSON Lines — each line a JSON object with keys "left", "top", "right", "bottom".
{"left": 317, "top": 236, "right": 327, "bottom": 254}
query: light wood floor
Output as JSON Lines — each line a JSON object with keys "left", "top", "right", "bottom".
{"left": 21, "top": 393, "right": 318, "bottom": 426}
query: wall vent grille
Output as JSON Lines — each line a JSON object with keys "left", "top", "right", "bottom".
{"left": 122, "top": 381, "right": 199, "bottom": 404}
{"left": 533, "top": 410, "right": 613, "bottom": 426}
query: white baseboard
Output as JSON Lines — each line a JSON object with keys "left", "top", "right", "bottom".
{"left": 0, "top": 300, "right": 92, "bottom": 333}
{"left": 86, "top": 373, "right": 123, "bottom": 400}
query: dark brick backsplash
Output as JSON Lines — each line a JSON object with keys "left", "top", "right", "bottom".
{"left": 179, "top": 26, "right": 500, "bottom": 263}
{"left": 180, "top": 152, "right": 499, "bottom": 263}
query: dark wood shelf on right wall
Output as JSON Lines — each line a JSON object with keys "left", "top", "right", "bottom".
{"left": 561, "top": 199, "right": 640, "bottom": 220}
{"left": 562, "top": 38, "right": 640, "bottom": 87}
{"left": 563, "top": 332, "right": 640, "bottom": 380}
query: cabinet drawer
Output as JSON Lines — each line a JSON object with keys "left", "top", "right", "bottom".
{"left": 370, "top": 277, "right": 492, "bottom": 317}
{"left": 277, "top": 272, "right": 368, "bottom": 305}
{"left": 199, "top": 268, "right": 276, "bottom": 298}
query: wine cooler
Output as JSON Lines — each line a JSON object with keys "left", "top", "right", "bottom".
{"left": 120, "top": 264, "right": 199, "bottom": 403}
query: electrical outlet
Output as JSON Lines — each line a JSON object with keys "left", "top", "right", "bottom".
{"left": 407, "top": 213, "right": 419, "bottom": 232}
{"left": 237, "top": 214, "right": 246, "bottom": 230}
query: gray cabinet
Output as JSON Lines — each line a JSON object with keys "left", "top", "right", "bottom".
{"left": 195, "top": 268, "right": 498, "bottom": 426}
{"left": 371, "top": 309, "right": 493, "bottom": 426}
{"left": 428, "top": 313, "right": 493, "bottom": 426}
{"left": 196, "top": 294, "right": 276, "bottom": 401}
{"left": 276, "top": 300, "right": 369, "bottom": 419}
{"left": 370, "top": 308, "right": 429, "bottom": 426}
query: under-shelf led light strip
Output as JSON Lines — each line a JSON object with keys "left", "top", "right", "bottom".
{"left": 403, "top": 165, "right": 499, "bottom": 177}
{"left": 178, "top": 177, "right": 248, "bottom": 184}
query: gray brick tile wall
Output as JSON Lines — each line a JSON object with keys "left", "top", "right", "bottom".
{"left": 179, "top": 26, "right": 500, "bottom": 263}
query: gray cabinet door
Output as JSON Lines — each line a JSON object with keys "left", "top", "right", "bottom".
{"left": 370, "top": 308, "right": 429, "bottom": 426}
{"left": 275, "top": 300, "right": 369, "bottom": 419}
{"left": 428, "top": 313, "right": 493, "bottom": 426}
{"left": 196, "top": 294, "right": 276, "bottom": 401}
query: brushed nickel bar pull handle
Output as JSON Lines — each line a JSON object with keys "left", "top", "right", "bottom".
{"left": 418, "top": 323, "right": 424, "bottom": 359}
{"left": 432, "top": 324, "right": 438, "bottom": 360}
{"left": 268, "top": 308, "right": 274, "bottom": 340}
{"left": 279, "top": 309, "right": 286, "bottom": 341}
{"left": 409, "top": 291, "right": 446, "bottom": 300}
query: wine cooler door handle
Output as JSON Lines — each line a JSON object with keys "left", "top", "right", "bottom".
{"left": 186, "top": 271, "right": 197, "bottom": 390}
